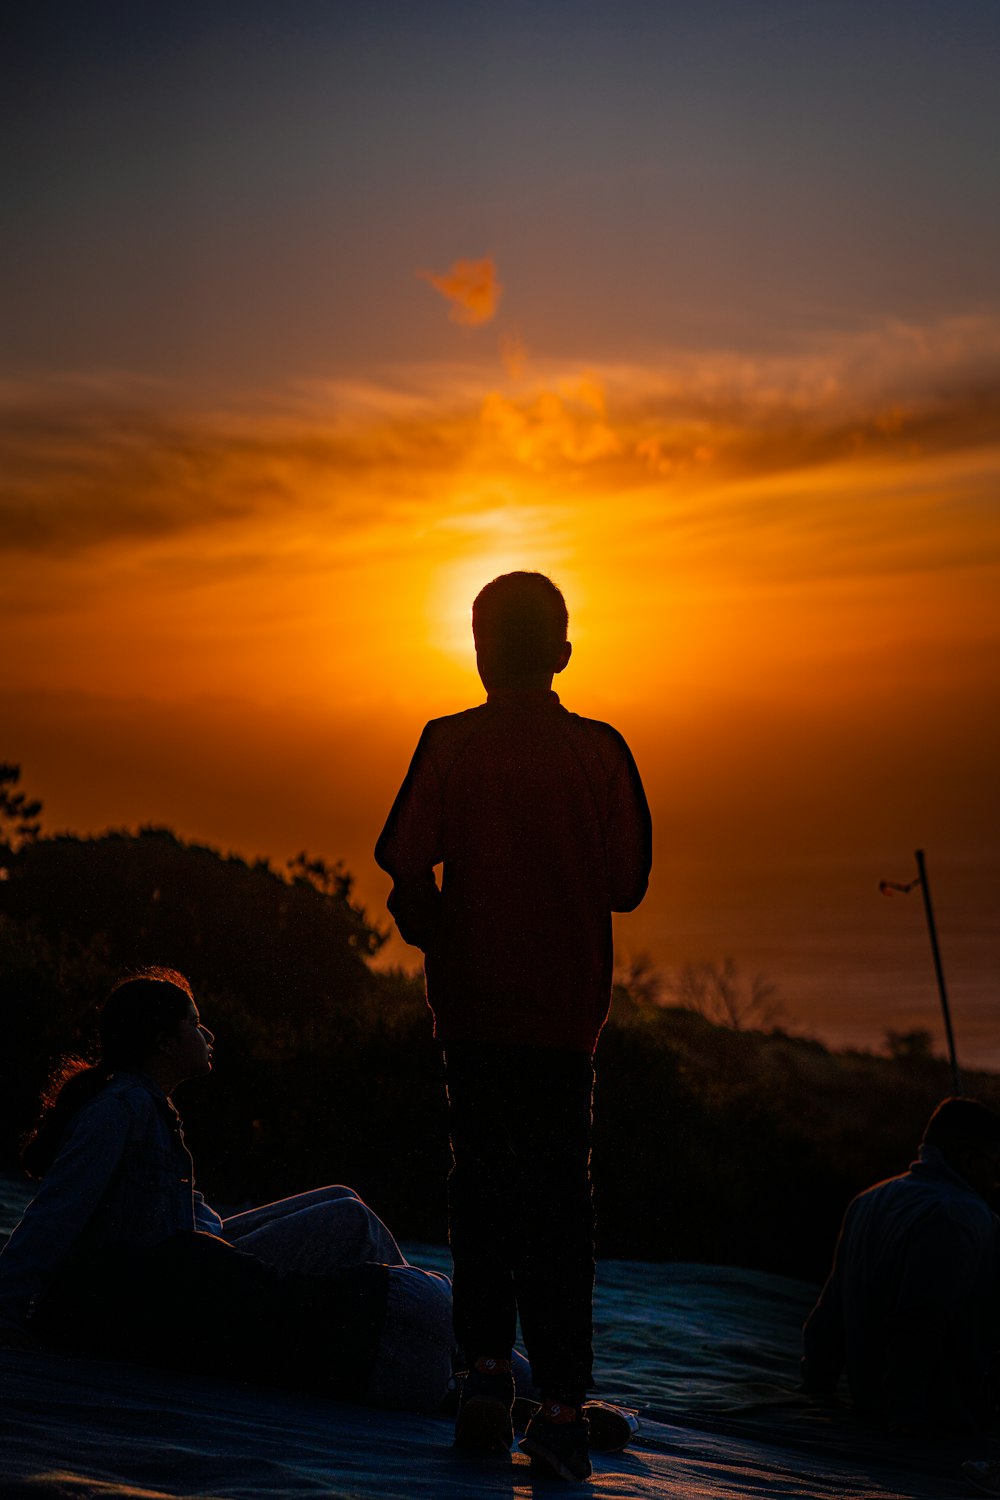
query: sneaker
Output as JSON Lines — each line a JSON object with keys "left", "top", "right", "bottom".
{"left": 513, "top": 1398, "right": 636, "bottom": 1454}
{"left": 454, "top": 1360, "right": 515, "bottom": 1454}
{"left": 963, "top": 1459, "right": 1000, "bottom": 1496}
{"left": 519, "top": 1407, "right": 592, "bottom": 1481}
{"left": 581, "top": 1400, "right": 638, "bottom": 1453}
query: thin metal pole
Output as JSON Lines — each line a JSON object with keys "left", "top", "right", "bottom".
{"left": 914, "top": 849, "right": 962, "bottom": 1094}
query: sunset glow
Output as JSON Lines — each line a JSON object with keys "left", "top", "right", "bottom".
{"left": 5, "top": 2, "right": 1000, "bottom": 1060}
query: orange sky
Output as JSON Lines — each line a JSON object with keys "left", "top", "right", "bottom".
{"left": 5, "top": 4, "right": 1000, "bottom": 1061}
{"left": 4, "top": 312, "right": 1000, "bottom": 1058}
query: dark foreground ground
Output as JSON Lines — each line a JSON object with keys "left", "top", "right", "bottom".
{"left": 1, "top": 1176, "right": 994, "bottom": 1500}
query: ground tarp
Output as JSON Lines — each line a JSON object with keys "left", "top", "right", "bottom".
{"left": 1, "top": 1179, "right": 993, "bottom": 1499}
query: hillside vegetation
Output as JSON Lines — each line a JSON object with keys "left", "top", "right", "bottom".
{"left": 2, "top": 783, "right": 992, "bottom": 1282}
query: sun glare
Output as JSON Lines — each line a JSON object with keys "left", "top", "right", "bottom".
{"left": 430, "top": 553, "right": 526, "bottom": 660}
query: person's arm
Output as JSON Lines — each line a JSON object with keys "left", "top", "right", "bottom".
{"left": 801, "top": 1203, "right": 851, "bottom": 1394}
{"left": 0, "top": 1093, "right": 132, "bottom": 1337}
{"left": 801, "top": 1264, "right": 846, "bottom": 1394}
{"left": 374, "top": 725, "right": 444, "bottom": 952}
{"left": 606, "top": 736, "right": 652, "bottom": 913}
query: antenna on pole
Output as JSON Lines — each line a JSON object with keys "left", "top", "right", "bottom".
{"left": 914, "top": 849, "right": 962, "bottom": 1095}
{"left": 879, "top": 850, "right": 962, "bottom": 1094}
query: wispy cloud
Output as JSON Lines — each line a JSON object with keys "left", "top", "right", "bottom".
{"left": 480, "top": 377, "right": 620, "bottom": 467}
{"left": 4, "top": 326, "right": 998, "bottom": 935}
{"left": 2, "top": 317, "right": 999, "bottom": 574}
{"left": 418, "top": 257, "right": 502, "bottom": 326}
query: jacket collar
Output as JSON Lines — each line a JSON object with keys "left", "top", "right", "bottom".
{"left": 911, "top": 1141, "right": 987, "bottom": 1199}
{"left": 486, "top": 688, "right": 560, "bottom": 707}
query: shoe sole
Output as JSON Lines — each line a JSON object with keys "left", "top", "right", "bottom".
{"left": 518, "top": 1432, "right": 592, "bottom": 1481}
{"left": 454, "top": 1397, "right": 514, "bottom": 1454}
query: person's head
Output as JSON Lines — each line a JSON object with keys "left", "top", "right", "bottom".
{"left": 101, "top": 967, "right": 214, "bottom": 1087}
{"left": 922, "top": 1096, "right": 1000, "bottom": 1199}
{"left": 21, "top": 967, "right": 213, "bottom": 1179}
{"left": 471, "top": 571, "right": 571, "bottom": 691}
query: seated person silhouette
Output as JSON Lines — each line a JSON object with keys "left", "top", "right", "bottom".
{"left": 0, "top": 968, "right": 455, "bottom": 1410}
{"left": 802, "top": 1096, "right": 1000, "bottom": 1433}
{"left": 0, "top": 965, "right": 636, "bottom": 1449}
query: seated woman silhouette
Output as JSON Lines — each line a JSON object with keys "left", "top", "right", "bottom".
{"left": 0, "top": 967, "right": 454, "bottom": 1411}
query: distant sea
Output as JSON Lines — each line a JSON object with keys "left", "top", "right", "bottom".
{"left": 369, "top": 852, "right": 998, "bottom": 1070}
{"left": 615, "top": 855, "right": 1000, "bottom": 1072}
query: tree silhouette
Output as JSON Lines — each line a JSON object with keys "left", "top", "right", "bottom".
{"left": 883, "top": 1028, "right": 935, "bottom": 1064}
{"left": 5, "top": 770, "right": 999, "bottom": 1277}
{"left": 0, "top": 763, "right": 42, "bottom": 858}
{"left": 668, "top": 956, "right": 782, "bottom": 1032}
{"left": 0, "top": 827, "right": 385, "bottom": 1030}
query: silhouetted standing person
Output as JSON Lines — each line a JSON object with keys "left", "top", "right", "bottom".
{"left": 375, "top": 571, "right": 651, "bottom": 1480}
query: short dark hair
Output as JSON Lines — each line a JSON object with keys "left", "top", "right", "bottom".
{"left": 472, "top": 571, "right": 568, "bottom": 675}
{"left": 922, "top": 1097, "right": 1000, "bottom": 1152}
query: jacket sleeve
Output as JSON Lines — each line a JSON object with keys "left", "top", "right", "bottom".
{"left": 801, "top": 1191, "right": 859, "bottom": 1394}
{"left": 801, "top": 1244, "right": 847, "bottom": 1394}
{"left": 193, "top": 1192, "right": 225, "bottom": 1237}
{"left": 0, "top": 1094, "right": 132, "bottom": 1334}
{"left": 607, "top": 735, "right": 653, "bottom": 913}
{"left": 374, "top": 724, "right": 444, "bottom": 952}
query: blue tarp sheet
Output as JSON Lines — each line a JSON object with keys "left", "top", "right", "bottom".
{"left": 1, "top": 1177, "right": 993, "bottom": 1498}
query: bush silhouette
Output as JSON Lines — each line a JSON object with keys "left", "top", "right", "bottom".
{"left": 3, "top": 822, "right": 998, "bottom": 1278}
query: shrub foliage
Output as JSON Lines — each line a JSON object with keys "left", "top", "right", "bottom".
{"left": 2, "top": 798, "right": 995, "bottom": 1280}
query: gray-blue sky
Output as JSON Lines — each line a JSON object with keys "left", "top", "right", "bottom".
{"left": 5, "top": 0, "right": 999, "bottom": 381}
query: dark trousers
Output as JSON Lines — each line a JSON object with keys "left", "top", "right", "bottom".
{"left": 443, "top": 1042, "right": 595, "bottom": 1401}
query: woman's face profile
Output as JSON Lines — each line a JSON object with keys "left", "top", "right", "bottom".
{"left": 162, "top": 1000, "right": 214, "bottom": 1082}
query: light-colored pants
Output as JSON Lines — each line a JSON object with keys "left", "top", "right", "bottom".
{"left": 223, "top": 1184, "right": 535, "bottom": 1412}
{"left": 224, "top": 1184, "right": 408, "bottom": 1272}
{"left": 223, "top": 1185, "right": 453, "bottom": 1412}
